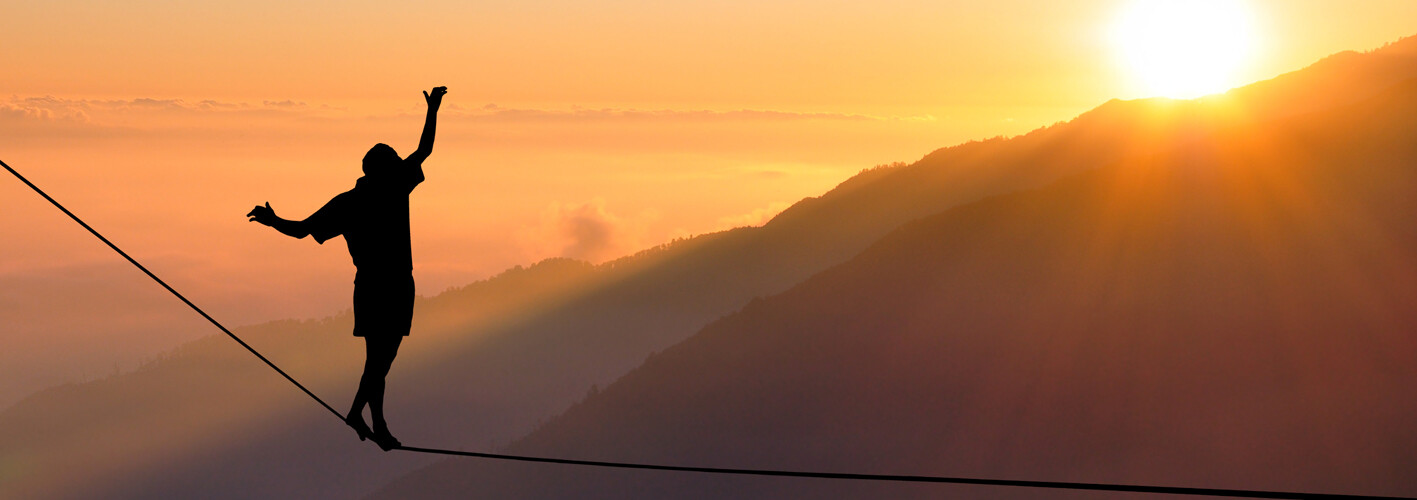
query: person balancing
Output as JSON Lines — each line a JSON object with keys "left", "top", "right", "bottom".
{"left": 247, "top": 85, "right": 448, "bottom": 451}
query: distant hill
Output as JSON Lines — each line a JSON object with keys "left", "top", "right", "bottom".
{"left": 0, "top": 258, "right": 601, "bottom": 499}
{"left": 5, "top": 35, "right": 1417, "bottom": 499}
{"left": 375, "top": 45, "right": 1417, "bottom": 498}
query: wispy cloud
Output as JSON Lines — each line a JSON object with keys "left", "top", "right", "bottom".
{"left": 1, "top": 96, "right": 309, "bottom": 120}
{"left": 0, "top": 96, "right": 325, "bottom": 137}
{"left": 445, "top": 104, "right": 932, "bottom": 123}
{"left": 0, "top": 95, "right": 935, "bottom": 145}
{"left": 0, "top": 97, "right": 93, "bottom": 124}
{"left": 2, "top": 95, "right": 934, "bottom": 127}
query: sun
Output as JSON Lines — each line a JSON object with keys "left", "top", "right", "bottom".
{"left": 1111, "top": 0, "right": 1259, "bottom": 99}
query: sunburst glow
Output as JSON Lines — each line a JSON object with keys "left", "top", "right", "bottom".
{"left": 1112, "top": 0, "right": 1259, "bottom": 99}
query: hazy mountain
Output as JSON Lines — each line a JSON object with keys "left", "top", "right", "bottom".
{"left": 376, "top": 46, "right": 1417, "bottom": 498}
{"left": 6, "top": 36, "right": 1417, "bottom": 499}
{"left": 0, "top": 258, "right": 601, "bottom": 499}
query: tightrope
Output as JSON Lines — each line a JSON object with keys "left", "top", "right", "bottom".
{"left": 4, "top": 158, "right": 1411, "bottom": 500}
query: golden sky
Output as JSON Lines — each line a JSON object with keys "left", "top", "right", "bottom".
{"left": 1, "top": 1, "right": 1412, "bottom": 108}
{"left": 1, "top": 0, "right": 1415, "bottom": 405}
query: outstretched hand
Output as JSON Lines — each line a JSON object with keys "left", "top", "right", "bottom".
{"left": 247, "top": 202, "right": 277, "bottom": 226}
{"left": 424, "top": 86, "right": 448, "bottom": 111}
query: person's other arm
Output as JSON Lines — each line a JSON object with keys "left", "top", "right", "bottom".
{"left": 403, "top": 86, "right": 448, "bottom": 167}
{"left": 247, "top": 202, "right": 311, "bottom": 239}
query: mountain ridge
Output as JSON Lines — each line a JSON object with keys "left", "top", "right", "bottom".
{"left": 374, "top": 38, "right": 1417, "bottom": 499}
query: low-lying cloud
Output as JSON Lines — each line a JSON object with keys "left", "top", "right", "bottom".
{"left": 517, "top": 198, "right": 656, "bottom": 263}
{"left": 717, "top": 201, "right": 792, "bottom": 230}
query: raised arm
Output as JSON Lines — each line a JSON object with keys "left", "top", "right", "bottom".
{"left": 247, "top": 202, "right": 311, "bottom": 239}
{"left": 405, "top": 86, "right": 448, "bottom": 165}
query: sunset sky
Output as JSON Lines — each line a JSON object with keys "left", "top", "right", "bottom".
{"left": 2, "top": 0, "right": 1416, "bottom": 407}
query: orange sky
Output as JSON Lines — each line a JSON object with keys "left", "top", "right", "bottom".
{"left": 2, "top": 0, "right": 1415, "bottom": 407}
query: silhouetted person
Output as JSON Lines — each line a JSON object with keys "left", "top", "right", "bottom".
{"left": 247, "top": 86, "right": 448, "bottom": 451}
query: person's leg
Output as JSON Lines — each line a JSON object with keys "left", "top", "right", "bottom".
{"left": 344, "top": 337, "right": 378, "bottom": 440}
{"left": 349, "top": 338, "right": 375, "bottom": 418}
{"left": 367, "top": 335, "right": 404, "bottom": 435}
{"left": 349, "top": 281, "right": 373, "bottom": 425}
{"left": 360, "top": 275, "right": 412, "bottom": 449}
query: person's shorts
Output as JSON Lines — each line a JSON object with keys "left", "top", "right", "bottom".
{"left": 352, "top": 274, "right": 414, "bottom": 337}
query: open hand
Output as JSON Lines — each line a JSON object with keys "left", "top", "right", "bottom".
{"left": 247, "top": 202, "right": 276, "bottom": 226}
{"left": 424, "top": 86, "right": 448, "bottom": 111}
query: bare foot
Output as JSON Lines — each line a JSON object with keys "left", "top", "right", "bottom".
{"left": 371, "top": 426, "right": 401, "bottom": 451}
{"left": 345, "top": 413, "right": 373, "bottom": 442}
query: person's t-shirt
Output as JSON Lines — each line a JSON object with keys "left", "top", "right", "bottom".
{"left": 304, "top": 159, "right": 424, "bottom": 278}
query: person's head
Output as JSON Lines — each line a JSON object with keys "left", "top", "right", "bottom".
{"left": 362, "top": 143, "right": 401, "bottom": 176}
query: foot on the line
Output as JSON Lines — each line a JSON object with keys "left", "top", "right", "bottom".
{"left": 345, "top": 414, "right": 373, "bottom": 442}
{"left": 371, "top": 427, "right": 401, "bottom": 451}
